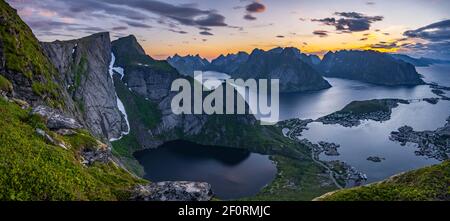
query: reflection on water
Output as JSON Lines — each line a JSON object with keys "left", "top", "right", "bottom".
{"left": 134, "top": 140, "right": 277, "bottom": 200}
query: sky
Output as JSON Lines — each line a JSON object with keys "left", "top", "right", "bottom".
{"left": 7, "top": 0, "right": 450, "bottom": 60}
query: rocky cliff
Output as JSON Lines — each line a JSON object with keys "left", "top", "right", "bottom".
{"left": 320, "top": 50, "right": 425, "bottom": 85}
{"left": 167, "top": 54, "right": 210, "bottom": 76}
{"left": 41, "top": 33, "right": 128, "bottom": 141}
{"left": 232, "top": 47, "right": 331, "bottom": 92}
{"left": 0, "top": 0, "right": 66, "bottom": 107}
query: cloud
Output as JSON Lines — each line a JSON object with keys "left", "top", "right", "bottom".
{"left": 200, "top": 31, "right": 213, "bottom": 36}
{"left": 241, "top": 1, "right": 266, "bottom": 21}
{"left": 370, "top": 41, "right": 398, "bottom": 49}
{"left": 313, "top": 30, "right": 328, "bottom": 37}
{"left": 366, "top": 1, "right": 375, "bottom": 5}
{"left": 404, "top": 19, "right": 450, "bottom": 41}
{"left": 168, "top": 29, "right": 187, "bottom": 34}
{"left": 246, "top": 2, "right": 266, "bottom": 13}
{"left": 8, "top": 0, "right": 230, "bottom": 36}
{"left": 112, "top": 26, "right": 128, "bottom": 31}
{"left": 402, "top": 20, "right": 450, "bottom": 59}
{"left": 312, "top": 12, "right": 383, "bottom": 32}
{"left": 123, "top": 20, "right": 152, "bottom": 28}
{"left": 276, "top": 35, "right": 285, "bottom": 38}
{"left": 360, "top": 37, "right": 368, "bottom": 41}
{"left": 244, "top": 14, "right": 257, "bottom": 20}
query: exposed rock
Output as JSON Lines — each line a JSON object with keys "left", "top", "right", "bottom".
{"left": 31, "top": 105, "right": 82, "bottom": 130}
{"left": 207, "top": 51, "right": 249, "bottom": 74}
{"left": 130, "top": 181, "right": 214, "bottom": 201}
{"left": 55, "top": 129, "right": 77, "bottom": 136}
{"left": 11, "top": 98, "right": 29, "bottom": 109}
{"left": 277, "top": 118, "right": 313, "bottom": 138}
{"left": 81, "top": 148, "right": 111, "bottom": 166}
{"left": 390, "top": 120, "right": 450, "bottom": 161}
{"left": 35, "top": 128, "right": 67, "bottom": 149}
{"left": 320, "top": 50, "right": 424, "bottom": 86}
{"left": 423, "top": 97, "right": 440, "bottom": 104}
{"left": 41, "top": 32, "right": 128, "bottom": 140}
{"left": 367, "top": 156, "right": 385, "bottom": 162}
{"left": 319, "top": 141, "right": 340, "bottom": 156}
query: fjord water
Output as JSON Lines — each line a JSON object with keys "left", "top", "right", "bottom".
{"left": 135, "top": 65, "right": 449, "bottom": 197}
{"left": 134, "top": 140, "right": 277, "bottom": 200}
{"left": 292, "top": 64, "right": 450, "bottom": 184}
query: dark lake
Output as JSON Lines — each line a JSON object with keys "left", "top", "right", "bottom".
{"left": 134, "top": 140, "right": 277, "bottom": 200}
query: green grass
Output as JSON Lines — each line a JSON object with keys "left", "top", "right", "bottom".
{"left": 318, "top": 161, "right": 450, "bottom": 201}
{"left": 0, "top": 97, "right": 143, "bottom": 200}
{"left": 338, "top": 99, "right": 391, "bottom": 114}
{"left": 245, "top": 155, "right": 337, "bottom": 201}
{"left": 0, "top": 75, "right": 13, "bottom": 92}
{"left": 0, "top": 1, "right": 63, "bottom": 107}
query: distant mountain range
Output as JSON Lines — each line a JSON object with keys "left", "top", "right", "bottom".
{"left": 390, "top": 54, "right": 450, "bottom": 67}
{"left": 168, "top": 48, "right": 427, "bottom": 90}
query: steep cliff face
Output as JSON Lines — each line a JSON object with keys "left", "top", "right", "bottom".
{"left": 232, "top": 47, "right": 331, "bottom": 92}
{"left": 0, "top": 1, "right": 65, "bottom": 107}
{"left": 320, "top": 50, "right": 425, "bottom": 85}
{"left": 41, "top": 33, "right": 128, "bottom": 140}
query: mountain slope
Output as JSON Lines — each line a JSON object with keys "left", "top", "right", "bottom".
{"left": 0, "top": 0, "right": 64, "bottom": 107}
{"left": 167, "top": 54, "right": 210, "bottom": 76}
{"left": 0, "top": 96, "right": 141, "bottom": 200}
{"left": 232, "top": 47, "right": 331, "bottom": 92}
{"left": 316, "top": 161, "right": 450, "bottom": 201}
{"left": 320, "top": 50, "right": 425, "bottom": 85}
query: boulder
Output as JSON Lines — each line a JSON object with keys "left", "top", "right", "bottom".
{"left": 31, "top": 105, "right": 82, "bottom": 130}
{"left": 131, "top": 181, "right": 214, "bottom": 201}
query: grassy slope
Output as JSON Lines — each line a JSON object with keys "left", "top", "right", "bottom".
{"left": 317, "top": 161, "right": 450, "bottom": 201}
{"left": 0, "top": 98, "right": 143, "bottom": 200}
{"left": 0, "top": 1, "right": 63, "bottom": 107}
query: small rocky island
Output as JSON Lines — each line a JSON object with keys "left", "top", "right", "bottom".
{"left": 390, "top": 116, "right": 450, "bottom": 161}
{"left": 317, "top": 99, "right": 410, "bottom": 127}
{"left": 367, "top": 156, "right": 385, "bottom": 162}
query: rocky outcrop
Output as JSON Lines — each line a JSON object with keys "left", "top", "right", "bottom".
{"left": 31, "top": 105, "right": 82, "bottom": 130}
{"left": 320, "top": 50, "right": 425, "bottom": 85}
{"left": 231, "top": 47, "right": 331, "bottom": 92}
{"left": 0, "top": 1, "right": 66, "bottom": 107}
{"left": 390, "top": 117, "right": 450, "bottom": 161}
{"left": 41, "top": 33, "right": 128, "bottom": 140}
{"left": 130, "top": 181, "right": 213, "bottom": 201}
{"left": 167, "top": 54, "right": 210, "bottom": 76}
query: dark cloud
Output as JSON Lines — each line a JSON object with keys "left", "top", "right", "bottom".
{"left": 246, "top": 2, "right": 266, "bottom": 13}
{"left": 366, "top": 2, "right": 375, "bottom": 5}
{"left": 276, "top": 35, "right": 285, "bottom": 38}
{"left": 123, "top": 20, "right": 152, "bottom": 28}
{"left": 313, "top": 30, "right": 328, "bottom": 37}
{"left": 244, "top": 14, "right": 257, "bottom": 20}
{"left": 168, "top": 29, "right": 188, "bottom": 34}
{"left": 370, "top": 41, "right": 398, "bottom": 49}
{"left": 404, "top": 19, "right": 450, "bottom": 41}
{"left": 403, "top": 20, "right": 450, "bottom": 59}
{"left": 312, "top": 12, "right": 383, "bottom": 32}
{"left": 9, "top": 0, "right": 230, "bottom": 35}
{"left": 360, "top": 37, "right": 368, "bottom": 41}
{"left": 199, "top": 31, "right": 213, "bottom": 36}
{"left": 112, "top": 26, "right": 128, "bottom": 31}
